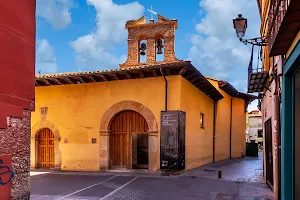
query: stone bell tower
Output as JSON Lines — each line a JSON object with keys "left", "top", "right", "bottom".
{"left": 120, "top": 14, "right": 180, "bottom": 68}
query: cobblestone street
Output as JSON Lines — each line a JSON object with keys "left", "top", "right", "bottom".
{"left": 30, "top": 153, "right": 275, "bottom": 200}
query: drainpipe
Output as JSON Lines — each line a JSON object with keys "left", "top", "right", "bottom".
{"left": 160, "top": 68, "right": 168, "bottom": 111}
{"left": 213, "top": 101, "right": 217, "bottom": 163}
{"left": 230, "top": 97, "right": 233, "bottom": 159}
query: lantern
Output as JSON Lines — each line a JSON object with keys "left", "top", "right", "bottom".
{"left": 233, "top": 14, "right": 247, "bottom": 39}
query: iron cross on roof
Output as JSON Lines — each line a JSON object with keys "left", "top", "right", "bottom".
{"left": 147, "top": 5, "right": 157, "bottom": 20}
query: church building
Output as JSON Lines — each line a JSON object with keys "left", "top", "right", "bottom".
{"left": 31, "top": 15, "right": 256, "bottom": 172}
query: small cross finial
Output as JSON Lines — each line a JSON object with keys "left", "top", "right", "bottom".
{"left": 147, "top": 5, "right": 157, "bottom": 20}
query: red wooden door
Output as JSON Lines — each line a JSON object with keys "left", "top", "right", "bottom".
{"left": 38, "top": 128, "right": 54, "bottom": 168}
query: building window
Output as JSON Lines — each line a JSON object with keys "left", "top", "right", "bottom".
{"left": 258, "top": 129, "right": 263, "bottom": 138}
{"left": 200, "top": 113, "right": 204, "bottom": 129}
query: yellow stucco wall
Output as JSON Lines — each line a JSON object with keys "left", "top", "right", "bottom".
{"left": 31, "top": 76, "right": 182, "bottom": 171}
{"left": 32, "top": 75, "right": 247, "bottom": 172}
{"left": 179, "top": 77, "right": 214, "bottom": 170}
{"left": 231, "top": 98, "right": 246, "bottom": 158}
{"left": 207, "top": 79, "right": 247, "bottom": 161}
{"left": 215, "top": 92, "right": 231, "bottom": 161}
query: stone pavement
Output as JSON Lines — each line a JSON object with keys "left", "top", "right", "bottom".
{"left": 30, "top": 153, "right": 275, "bottom": 200}
{"left": 30, "top": 173, "right": 274, "bottom": 200}
{"left": 182, "top": 152, "right": 264, "bottom": 183}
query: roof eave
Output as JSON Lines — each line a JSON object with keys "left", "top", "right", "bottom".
{"left": 218, "top": 80, "right": 257, "bottom": 101}
{"left": 35, "top": 61, "right": 224, "bottom": 102}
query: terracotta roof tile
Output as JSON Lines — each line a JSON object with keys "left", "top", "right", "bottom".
{"left": 35, "top": 61, "right": 224, "bottom": 102}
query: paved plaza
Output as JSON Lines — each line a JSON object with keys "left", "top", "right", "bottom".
{"left": 30, "top": 153, "right": 275, "bottom": 200}
{"left": 182, "top": 153, "right": 264, "bottom": 183}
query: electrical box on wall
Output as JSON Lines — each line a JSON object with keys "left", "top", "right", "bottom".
{"left": 92, "top": 138, "right": 97, "bottom": 144}
{"left": 160, "top": 110, "right": 186, "bottom": 172}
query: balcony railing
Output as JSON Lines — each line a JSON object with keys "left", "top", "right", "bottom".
{"left": 268, "top": 0, "right": 289, "bottom": 54}
{"left": 247, "top": 46, "right": 269, "bottom": 93}
{"left": 267, "top": 0, "right": 300, "bottom": 56}
{"left": 248, "top": 61, "right": 263, "bottom": 80}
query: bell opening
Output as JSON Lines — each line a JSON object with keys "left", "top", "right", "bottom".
{"left": 139, "top": 40, "right": 147, "bottom": 63}
{"left": 156, "top": 38, "right": 164, "bottom": 62}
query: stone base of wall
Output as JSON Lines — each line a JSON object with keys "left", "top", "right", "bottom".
{"left": 0, "top": 110, "right": 31, "bottom": 200}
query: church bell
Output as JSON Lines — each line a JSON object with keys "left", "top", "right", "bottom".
{"left": 157, "top": 49, "right": 163, "bottom": 54}
{"left": 139, "top": 42, "right": 147, "bottom": 56}
{"left": 156, "top": 39, "right": 163, "bottom": 54}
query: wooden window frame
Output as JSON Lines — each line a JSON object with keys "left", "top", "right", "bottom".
{"left": 200, "top": 113, "right": 204, "bottom": 129}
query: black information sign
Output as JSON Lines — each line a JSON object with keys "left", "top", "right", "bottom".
{"left": 160, "top": 110, "right": 186, "bottom": 171}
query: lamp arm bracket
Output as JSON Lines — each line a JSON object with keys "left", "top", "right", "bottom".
{"left": 239, "top": 36, "right": 268, "bottom": 46}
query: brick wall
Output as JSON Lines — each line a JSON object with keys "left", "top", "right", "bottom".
{"left": 120, "top": 21, "right": 180, "bottom": 68}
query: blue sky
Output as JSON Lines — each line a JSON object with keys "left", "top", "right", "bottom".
{"left": 36, "top": 0, "right": 261, "bottom": 111}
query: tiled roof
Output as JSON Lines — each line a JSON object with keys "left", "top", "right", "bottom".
{"left": 36, "top": 65, "right": 155, "bottom": 78}
{"left": 35, "top": 61, "right": 224, "bottom": 102}
{"left": 218, "top": 80, "right": 257, "bottom": 101}
{"left": 206, "top": 77, "right": 257, "bottom": 101}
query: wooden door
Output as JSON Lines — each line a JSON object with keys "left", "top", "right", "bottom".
{"left": 110, "top": 111, "right": 128, "bottom": 168}
{"left": 110, "top": 111, "right": 148, "bottom": 169}
{"left": 38, "top": 128, "right": 55, "bottom": 168}
{"left": 265, "top": 118, "right": 274, "bottom": 188}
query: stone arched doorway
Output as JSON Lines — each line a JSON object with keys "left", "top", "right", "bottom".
{"left": 100, "top": 101, "right": 158, "bottom": 172}
{"left": 31, "top": 120, "right": 61, "bottom": 169}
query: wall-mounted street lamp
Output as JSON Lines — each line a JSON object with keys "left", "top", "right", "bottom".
{"left": 233, "top": 14, "right": 268, "bottom": 46}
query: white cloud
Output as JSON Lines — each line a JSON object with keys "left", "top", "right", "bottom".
{"left": 70, "top": 0, "right": 144, "bottom": 70}
{"left": 37, "top": 0, "right": 74, "bottom": 29}
{"left": 36, "top": 40, "right": 58, "bottom": 74}
{"left": 188, "top": 0, "right": 261, "bottom": 92}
